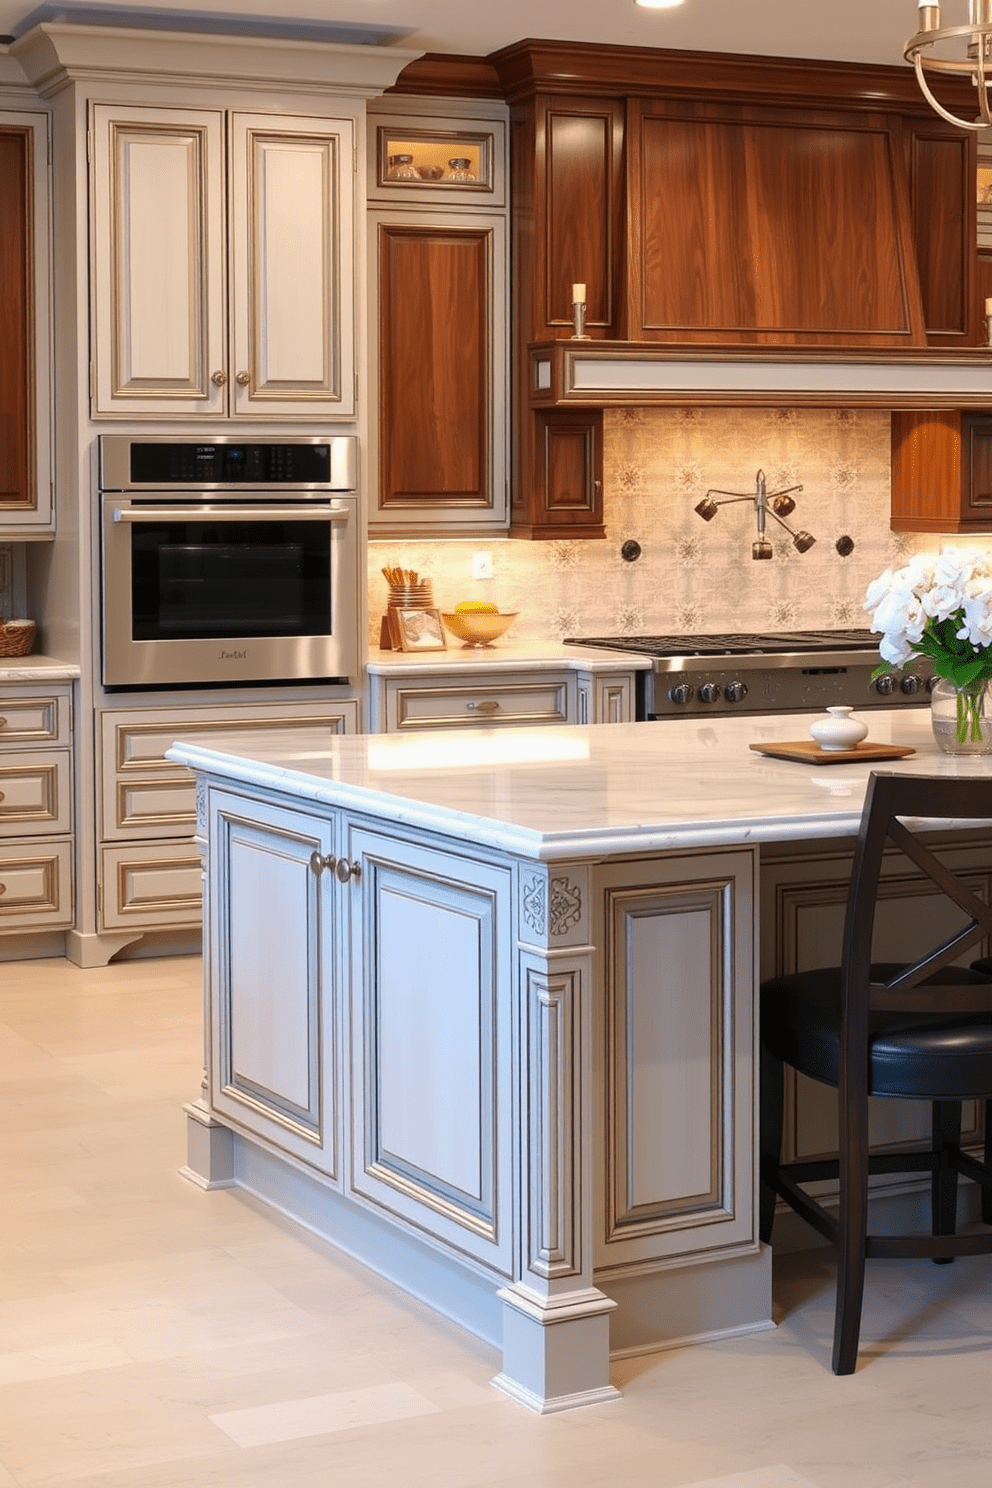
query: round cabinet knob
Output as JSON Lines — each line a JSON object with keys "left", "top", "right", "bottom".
{"left": 309, "top": 850, "right": 335, "bottom": 876}
{"left": 211, "top": 370, "right": 228, "bottom": 387}
{"left": 667, "top": 682, "right": 695, "bottom": 705}
{"left": 236, "top": 371, "right": 251, "bottom": 387}
{"left": 874, "top": 674, "right": 896, "bottom": 696}
{"left": 926, "top": 674, "right": 940, "bottom": 694}
{"left": 900, "top": 674, "right": 921, "bottom": 695}
{"left": 334, "top": 856, "right": 361, "bottom": 884}
{"left": 724, "top": 680, "right": 749, "bottom": 704}
{"left": 698, "top": 682, "right": 722, "bottom": 704}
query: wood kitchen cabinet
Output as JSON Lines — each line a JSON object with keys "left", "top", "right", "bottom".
{"left": 0, "top": 112, "right": 53, "bottom": 536}
{"left": 97, "top": 698, "right": 359, "bottom": 936}
{"left": 89, "top": 103, "right": 356, "bottom": 420}
{"left": 890, "top": 410, "right": 992, "bottom": 533}
{"left": 366, "top": 100, "right": 508, "bottom": 535}
{"left": 0, "top": 683, "right": 74, "bottom": 935}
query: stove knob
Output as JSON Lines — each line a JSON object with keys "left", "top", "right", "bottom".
{"left": 667, "top": 682, "right": 695, "bottom": 705}
{"left": 874, "top": 674, "right": 896, "bottom": 696}
{"left": 698, "top": 682, "right": 722, "bottom": 704}
{"left": 926, "top": 674, "right": 940, "bottom": 694}
{"left": 900, "top": 674, "right": 921, "bottom": 695}
{"left": 724, "top": 680, "right": 749, "bottom": 704}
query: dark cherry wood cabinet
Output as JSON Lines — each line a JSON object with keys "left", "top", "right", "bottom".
{"left": 627, "top": 100, "right": 926, "bottom": 348}
{"left": 891, "top": 411, "right": 992, "bottom": 533}
{"left": 512, "top": 409, "right": 604, "bottom": 540}
{"left": 373, "top": 218, "right": 500, "bottom": 524}
{"left": 0, "top": 126, "right": 33, "bottom": 516}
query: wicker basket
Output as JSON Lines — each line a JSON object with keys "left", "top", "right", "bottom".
{"left": 0, "top": 620, "right": 36, "bottom": 658}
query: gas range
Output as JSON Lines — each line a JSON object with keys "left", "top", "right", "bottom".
{"left": 563, "top": 629, "right": 934, "bottom": 718}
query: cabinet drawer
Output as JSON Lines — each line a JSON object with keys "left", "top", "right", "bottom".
{"left": 0, "top": 840, "right": 73, "bottom": 929}
{"left": 100, "top": 702, "right": 359, "bottom": 840}
{"left": 0, "top": 752, "right": 71, "bottom": 836}
{"left": 100, "top": 843, "right": 203, "bottom": 931}
{"left": 0, "top": 692, "right": 71, "bottom": 747}
{"left": 385, "top": 674, "right": 575, "bottom": 731}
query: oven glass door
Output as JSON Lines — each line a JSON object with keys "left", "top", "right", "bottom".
{"left": 102, "top": 496, "right": 359, "bottom": 688}
{"left": 130, "top": 515, "right": 331, "bottom": 641}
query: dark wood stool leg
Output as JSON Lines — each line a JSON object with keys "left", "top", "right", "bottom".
{"left": 759, "top": 1043, "right": 784, "bottom": 1245}
{"left": 931, "top": 1099, "right": 962, "bottom": 1263}
{"left": 833, "top": 1079, "right": 869, "bottom": 1375}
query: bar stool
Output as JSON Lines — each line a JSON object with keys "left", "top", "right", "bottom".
{"left": 760, "top": 772, "right": 992, "bottom": 1374}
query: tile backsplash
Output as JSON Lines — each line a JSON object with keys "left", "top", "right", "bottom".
{"left": 368, "top": 406, "right": 971, "bottom": 646}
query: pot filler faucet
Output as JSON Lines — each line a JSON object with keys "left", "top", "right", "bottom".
{"left": 694, "top": 468, "right": 816, "bottom": 559}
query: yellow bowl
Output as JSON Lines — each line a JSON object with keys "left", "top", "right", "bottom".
{"left": 440, "top": 610, "right": 519, "bottom": 647}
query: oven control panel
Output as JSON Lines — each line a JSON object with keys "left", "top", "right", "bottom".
{"left": 99, "top": 435, "right": 358, "bottom": 492}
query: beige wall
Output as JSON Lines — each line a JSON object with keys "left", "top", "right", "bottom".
{"left": 368, "top": 406, "right": 962, "bottom": 646}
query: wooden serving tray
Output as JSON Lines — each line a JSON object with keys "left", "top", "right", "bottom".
{"left": 749, "top": 740, "right": 916, "bottom": 766}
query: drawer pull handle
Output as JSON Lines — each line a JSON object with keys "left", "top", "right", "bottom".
{"left": 309, "top": 850, "right": 336, "bottom": 876}
{"left": 467, "top": 700, "right": 500, "bottom": 714}
{"left": 0, "top": 717, "right": 7, "bottom": 728}
{"left": 334, "top": 856, "right": 361, "bottom": 884}
{"left": 0, "top": 882, "right": 6, "bottom": 895}
{"left": 0, "top": 791, "right": 5, "bottom": 802}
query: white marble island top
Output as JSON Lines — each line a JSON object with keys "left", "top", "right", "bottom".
{"left": 170, "top": 707, "right": 992, "bottom": 861}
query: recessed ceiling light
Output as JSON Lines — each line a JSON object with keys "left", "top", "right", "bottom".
{"left": 636, "top": 0, "right": 686, "bottom": 9}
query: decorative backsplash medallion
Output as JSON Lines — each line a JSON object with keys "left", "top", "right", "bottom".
{"left": 369, "top": 407, "right": 976, "bottom": 645}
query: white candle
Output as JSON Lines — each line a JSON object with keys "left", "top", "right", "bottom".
{"left": 572, "top": 282, "right": 586, "bottom": 305}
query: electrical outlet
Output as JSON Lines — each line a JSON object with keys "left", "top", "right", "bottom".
{"left": 471, "top": 551, "right": 494, "bottom": 580}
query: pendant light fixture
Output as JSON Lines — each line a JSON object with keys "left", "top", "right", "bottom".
{"left": 905, "top": 1, "right": 992, "bottom": 129}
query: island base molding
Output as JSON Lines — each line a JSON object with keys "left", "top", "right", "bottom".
{"left": 182, "top": 1113, "right": 777, "bottom": 1411}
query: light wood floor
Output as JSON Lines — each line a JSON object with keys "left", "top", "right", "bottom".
{"left": 1, "top": 953, "right": 989, "bottom": 1487}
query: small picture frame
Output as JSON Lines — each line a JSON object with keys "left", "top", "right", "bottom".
{"left": 395, "top": 607, "right": 447, "bottom": 652}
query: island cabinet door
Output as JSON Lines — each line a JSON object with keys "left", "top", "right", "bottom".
{"left": 593, "top": 849, "right": 759, "bottom": 1274}
{"left": 345, "top": 821, "right": 515, "bottom": 1278}
{"left": 206, "top": 788, "right": 341, "bottom": 1180}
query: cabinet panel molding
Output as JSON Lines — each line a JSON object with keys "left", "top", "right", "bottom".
{"left": 594, "top": 850, "right": 758, "bottom": 1274}
{"left": 231, "top": 114, "right": 356, "bottom": 418}
{"left": 0, "top": 841, "right": 72, "bottom": 927}
{"left": 0, "top": 111, "right": 53, "bottom": 534}
{"left": 91, "top": 104, "right": 226, "bottom": 414}
{"left": 206, "top": 791, "right": 339, "bottom": 1174}
{"left": 348, "top": 824, "right": 514, "bottom": 1273}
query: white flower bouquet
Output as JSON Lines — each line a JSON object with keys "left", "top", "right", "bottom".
{"left": 864, "top": 545, "right": 992, "bottom": 744}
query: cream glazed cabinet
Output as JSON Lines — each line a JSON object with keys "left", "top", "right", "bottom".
{"left": 366, "top": 646, "right": 645, "bottom": 732}
{"left": 0, "top": 676, "right": 74, "bottom": 939}
{"left": 89, "top": 102, "right": 357, "bottom": 420}
{"left": 96, "top": 697, "right": 359, "bottom": 942}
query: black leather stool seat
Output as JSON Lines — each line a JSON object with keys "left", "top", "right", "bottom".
{"left": 762, "top": 963, "right": 992, "bottom": 1099}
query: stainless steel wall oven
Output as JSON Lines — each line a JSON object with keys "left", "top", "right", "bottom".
{"left": 99, "top": 435, "right": 360, "bottom": 690}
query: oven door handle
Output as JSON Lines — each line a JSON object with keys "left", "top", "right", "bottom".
{"left": 111, "top": 505, "right": 352, "bottom": 524}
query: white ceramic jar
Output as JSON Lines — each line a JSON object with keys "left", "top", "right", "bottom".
{"left": 809, "top": 705, "right": 868, "bottom": 752}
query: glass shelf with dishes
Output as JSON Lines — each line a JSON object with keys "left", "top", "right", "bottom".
{"left": 375, "top": 128, "right": 492, "bottom": 193}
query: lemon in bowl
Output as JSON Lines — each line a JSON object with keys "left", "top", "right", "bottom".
{"left": 441, "top": 602, "right": 519, "bottom": 647}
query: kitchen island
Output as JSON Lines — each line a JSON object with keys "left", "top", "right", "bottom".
{"left": 171, "top": 708, "right": 992, "bottom": 1412}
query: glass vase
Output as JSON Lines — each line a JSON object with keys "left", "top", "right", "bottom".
{"left": 929, "top": 676, "right": 992, "bottom": 755}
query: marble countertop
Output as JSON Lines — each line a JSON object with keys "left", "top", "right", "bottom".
{"left": 0, "top": 655, "right": 81, "bottom": 683}
{"left": 366, "top": 640, "right": 651, "bottom": 675}
{"left": 169, "top": 707, "right": 992, "bottom": 861}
